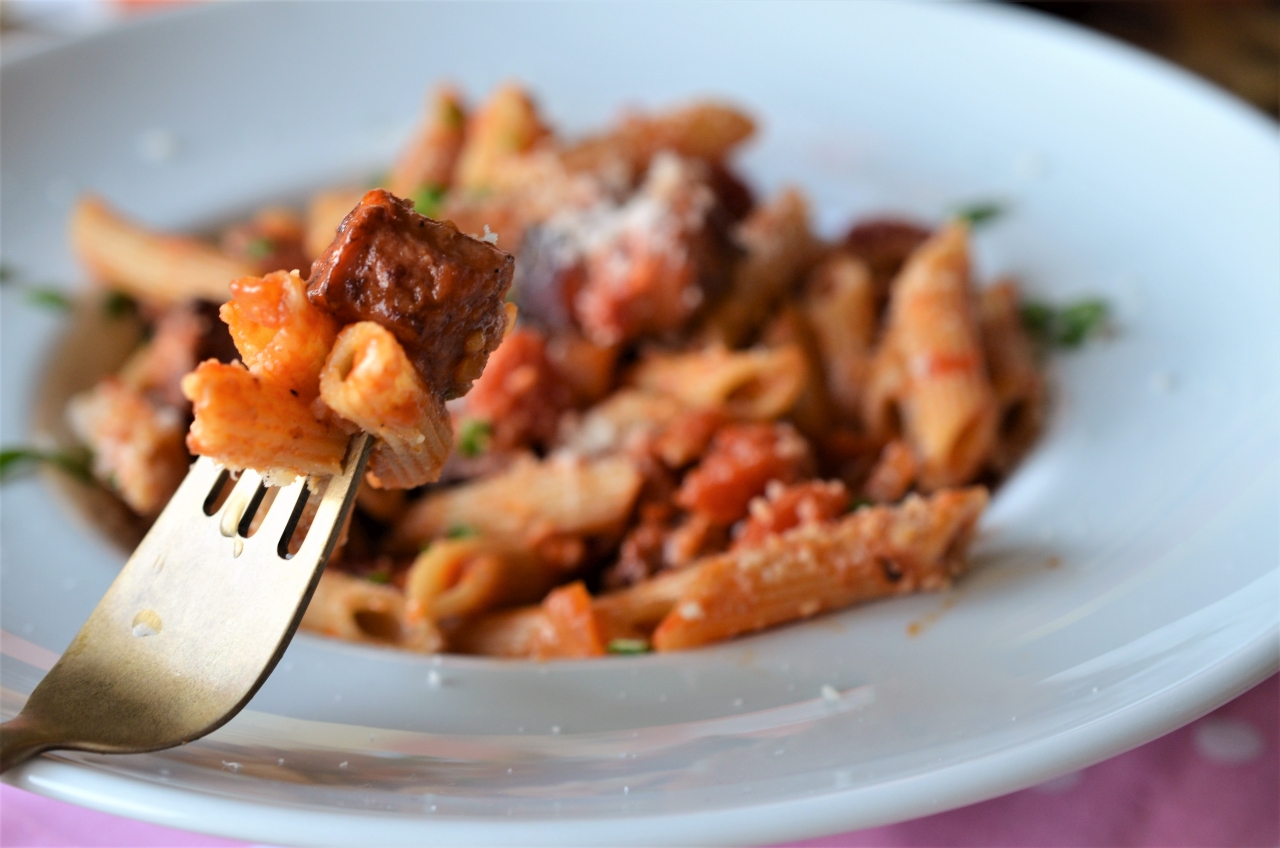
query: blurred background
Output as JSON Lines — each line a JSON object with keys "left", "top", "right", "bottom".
{"left": 4, "top": 0, "right": 1279, "bottom": 118}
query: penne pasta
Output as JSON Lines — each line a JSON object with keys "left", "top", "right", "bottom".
{"left": 66, "top": 377, "right": 189, "bottom": 516}
{"left": 301, "top": 569, "right": 442, "bottom": 652}
{"left": 70, "top": 195, "right": 253, "bottom": 304}
{"left": 630, "top": 344, "right": 806, "bottom": 421}
{"left": 878, "top": 224, "right": 997, "bottom": 490}
{"left": 455, "top": 83, "right": 550, "bottom": 192}
{"left": 388, "top": 85, "right": 468, "bottom": 198}
{"left": 562, "top": 101, "right": 756, "bottom": 177}
{"left": 392, "top": 452, "right": 643, "bottom": 552}
{"left": 403, "top": 537, "right": 553, "bottom": 623}
{"left": 804, "top": 253, "right": 880, "bottom": 421}
{"left": 651, "top": 487, "right": 988, "bottom": 650}
{"left": 220, "top": 270, "right": 339, "bottom": 402}
{"left": 182, "top": 360, "right": 349, "bottom": 483}
{"left": 700, "top": 188, "right": 816, "bottom": 347}
{"left": 320, "top": 322, "right": 452, "bottom": 489}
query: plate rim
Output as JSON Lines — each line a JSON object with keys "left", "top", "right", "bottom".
{"left": 2, "top": 1, "right": 1278, "bottom": 844}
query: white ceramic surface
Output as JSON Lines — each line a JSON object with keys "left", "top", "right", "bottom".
{"left": 1, "top": 3, "right": 1276, "bottom": 845}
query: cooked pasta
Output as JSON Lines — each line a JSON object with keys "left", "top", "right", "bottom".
{"left": 878, "top": 224, "right": 998, "bottom": 490}
{"left": 320, "top": 322, "right": 452, "bottom": 489}
{"left": 393, "top": 453, "right": 643, "bottom": 553}
{"left": 52, "top": 81, "right": 1085, "bottom": 659}
{"left": 71, "top": 196, "right": 253, "bottom": 304}
{"left": 630, "top": 344, "right": 806, "bottom": 421}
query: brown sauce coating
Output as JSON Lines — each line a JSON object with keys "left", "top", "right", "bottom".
{"left": 307, "top": 189, "right": 514, "bottom": 399}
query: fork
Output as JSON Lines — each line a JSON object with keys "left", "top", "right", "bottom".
{"left": 0, "top": 433, "right": 373, "bottom": 772}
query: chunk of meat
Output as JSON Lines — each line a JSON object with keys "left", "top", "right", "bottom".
{"left": 306, "top": 189, "right": 514, "bottom": 399}
{"left": 464, "top": 327, "right": 573, "bottom": 450}
{"left": 675, "top": 422, "right": 814, "bottom": 525}
{"left": 733, "top": 479, "right": 850, "bottom": 550}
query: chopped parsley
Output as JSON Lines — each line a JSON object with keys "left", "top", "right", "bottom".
{"left": 606, "top": 638, "right": 651, "bottom": 655}
{"left": 103, "top": 290, "right": 138, "bottom": 319}
{"left": 25, "top": 287, "right": 72, "bottom": 312}
{"left": 1021, "top": 298, "right": 1109, "bottom": 349}
{"left": 951, "top": 200, "right": 1006, "bottom": 227}
{"left": 847, "top": 498, "right": 874, "bottom": 513}
{"left": 245, "top": 236, "right": 276, "bottom": 260}
{"left": 0, "top": 447, "right": 93, "bottom": 483}
{"left": 456, "top": 418, "right": 492, "bottom": 458}
{"left": 412, "top": 184, "right": 447, "bottom": 218}
{"left": 366, "top": 571, "right": 391, "bottom": 584}
{"left": 445, "top": 524, "right": 478, "bottom": 540}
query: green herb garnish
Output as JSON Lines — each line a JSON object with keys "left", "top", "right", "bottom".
{"left": 0, "top": 447, "right": 93, "bottom": 483}
{"left": 847, "top": 498, "right": 874, "bottom": 513}
{"left": 606, "top": 638, "right": 651, "bottom": 655}
{"left": 457, "top": 418, "right": 492, "bottom": 458}
{"left": 366, "top": 571, "right": 391, "bottom": 584}
{"left": 245, "top": 236, "right": 276, "bottom": 260}
{"left": 445, "top": 524, "right": 478, "bottom": 540}
{"left": 412, "top": 184, "right": 447, "bottom": 218}
{"left": 951, "top": 201, "right": 1006, "bottom": 227}
{"left": 1021, "top": 298, "right": 1109, "bottom": 349}
{"left": 25, "top": 287, "right": 72, "bottom": 312}
{"left": 103, "top": 290, "right": 138, "bottom": 319}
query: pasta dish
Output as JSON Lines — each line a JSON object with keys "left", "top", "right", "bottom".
{"left": 29, "top": 83, "right": 1103, "bottom": 659}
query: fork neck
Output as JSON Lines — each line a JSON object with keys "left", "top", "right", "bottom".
{"left": 0, "top": 713, "right": 56, "bottom": 773}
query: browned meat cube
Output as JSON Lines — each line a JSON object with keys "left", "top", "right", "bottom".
{"left": 307, "top": 189, "right": 514, "bottom": 399}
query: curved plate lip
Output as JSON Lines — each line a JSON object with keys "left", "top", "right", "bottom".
{"left": 3, "top": 1, "right": 1279, "bottom": 844}
{"left": 6, "top": 633, "right": 1276, "bottom": 847}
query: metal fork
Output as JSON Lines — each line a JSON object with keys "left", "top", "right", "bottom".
{"left": 0, "top": 433, "right": 373, "bottom": 772}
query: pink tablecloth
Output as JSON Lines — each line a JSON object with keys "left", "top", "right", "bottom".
{"left": 3, "top": 675, "right": 1276, "bottom": 847}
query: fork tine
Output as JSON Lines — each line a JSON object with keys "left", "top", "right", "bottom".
{"left": 294, "top": 434, "right": 373, "bottom": 564}
{"left": 218, "top": 469, "right": 265, "bottom": 537}
{"left": 252, "top": 477, "right": 309, "bottom": 556}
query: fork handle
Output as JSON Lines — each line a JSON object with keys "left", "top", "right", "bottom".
{"left": 0, "top": 714, "right": 55, "bottom": 773}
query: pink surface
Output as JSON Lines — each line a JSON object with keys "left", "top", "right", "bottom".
{"left": 3, "top": 676, "right": 1275, "bottom": 848}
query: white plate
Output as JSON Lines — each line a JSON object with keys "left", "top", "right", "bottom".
{"left": 2, "top": 3, "right": 1277, "bottom": 845}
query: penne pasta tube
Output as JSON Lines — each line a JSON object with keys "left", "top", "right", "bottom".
{"left": 301, "top": 570, "right": 441, "bottom": 652}
{"left": 320, "top": 322, "right": 452, "bottom": 490}
{"left": 220, "top": 270, "right": 339, "bottom": 402}
{"left": 455, "top": 83, "right": 550, "bottom": 192}
{"left": 449, "top": 564, "right": 702, "bottom": 658}
{"left": 70, "top": 195, "right": 254, "bottom": 304}
{"left": 631, "top": 344, "right": 806, "bottom": 421}
{"left": 403, "top": 537, "right": 554, "bottom": 623}
{"left": 804, "top": 254, "right": 879, "bottom": 421}
{"left": 562, "top": 101, "right": 756, "bottom": 175}
{"left": 388, "top": 85, "right": 468, "bottom": 198}
{"left": 182, "top": 360, "right": 349, "bottom": 483}
{"left": 66, "top": 377, "right": 189, "bottom": 516}
{"left": 699, "top": 188, "right": 815, "bottom": 347}
{"left": 392, "top": 452, "right": 643, "bottom": 552}
{"left": 881, "top": 224, "right": 997, "bottom": 489}
{"left": 651, "top": 487, "right": 988, "bottom": 651}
